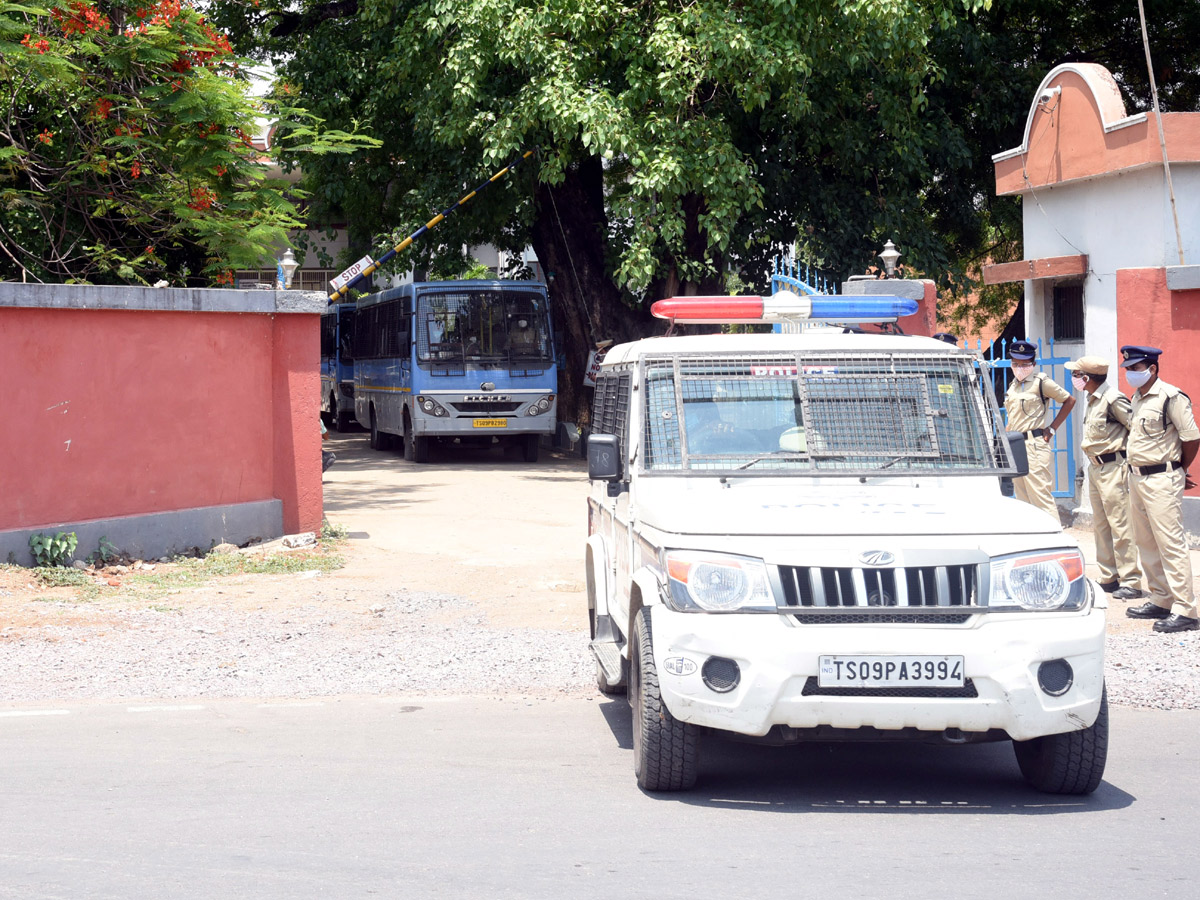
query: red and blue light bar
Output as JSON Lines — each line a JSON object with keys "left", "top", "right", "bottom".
{"left": 650, "top": 291, "right": 919, "bottom": 324}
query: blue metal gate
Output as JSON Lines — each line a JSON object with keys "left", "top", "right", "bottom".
{"left": 770, "top": 256, "right": 836, "bottom": 297}
{"left": 961, "top": 337, "right": 1076, "bottom": 498}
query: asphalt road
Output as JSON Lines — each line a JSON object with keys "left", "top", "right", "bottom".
{"left": 2, "top": 696, "right": 1195, "bottom": 899}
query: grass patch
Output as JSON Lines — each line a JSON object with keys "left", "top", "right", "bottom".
{"left": 32, "top": 566, "right": 92, "bottom": 587}
{"left": 115, "top": 541, "right": 346, "bottom": 603}
{"left": 321, "top": 520, "right": 349, "bottom": 540}
{"left": 7, "top": 535, "right": 346, "bottom": 606}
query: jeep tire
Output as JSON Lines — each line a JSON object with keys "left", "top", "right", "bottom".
{"left": 1013, "top": 686, "right": 1108, "bottom": 795}
{"left": 630, "top": 607, "right": 698, "bottom": 791}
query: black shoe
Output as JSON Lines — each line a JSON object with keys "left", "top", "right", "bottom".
{"left": 1099, "top": 580, "right": 1119, "bottom": 593}
{"left": 1126, "top": 601, "right": 1171, "bottom": 619}
{"left": 1153, "top": 614, "right": 1199, "bottom": 633}
{"left": 1113, "top": 586, "right": 1144, "bottom": 600}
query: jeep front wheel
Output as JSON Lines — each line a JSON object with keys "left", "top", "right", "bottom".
{"left": 630, "top": 607, "right": 697, "bottom": 791}
{"left": 1013, "top": 686, "right": 1109, "bottom": 795}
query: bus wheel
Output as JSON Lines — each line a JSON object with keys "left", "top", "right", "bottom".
{"left": 522, "top": 433, "right": 540, "bottom": 463}
{"left": 404, "top": 416, "right": 430, "bottom": 463}
{"left": 369, "top": 409, "right": 384, "bottom": 450}
{"left": 335, "top": 405, "right": 353, "bottom": 432}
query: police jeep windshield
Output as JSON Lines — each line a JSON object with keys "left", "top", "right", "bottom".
{"left": 641, "top": 351, "right": 1014, "bottom": 475}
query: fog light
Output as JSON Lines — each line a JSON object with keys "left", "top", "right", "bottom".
{"left": 701, "top": 656, "right": 740, "bottom": 693}
{"left": 1037, "top": 659, "right": 1073, "bottom": 696}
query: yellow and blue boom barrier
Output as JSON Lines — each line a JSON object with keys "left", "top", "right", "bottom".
{"left": 327, "top": 149, "right": 536, "bottom": 303}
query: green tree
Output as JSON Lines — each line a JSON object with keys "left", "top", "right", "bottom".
{"left": 0, "top": 0, "right": 377, "bottom": 284}
{"left": 211, "top": 0, "right": 994, "bottom": 415}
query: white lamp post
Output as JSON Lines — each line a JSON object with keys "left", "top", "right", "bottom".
{"left": 278, "top": 248, "right": 300, "bottom": 289}
{"left": 878, "top": 239, "right": 901, "bottom": 278}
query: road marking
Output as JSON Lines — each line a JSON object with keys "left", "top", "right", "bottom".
{"left": 256, "top": 701, "right": 325, "bottom": 708}
{"left": 0, "top": 709, "right": 69, "bottom": 718}
{"left": 126, "top": 705, "right": 206, "bottom": 713}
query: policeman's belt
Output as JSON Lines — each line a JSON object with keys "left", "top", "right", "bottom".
{"left": 1131, "top": 460, "right": 1183, "bottom": 476}
{"left": 1023, "top": 429, "right": 1048, "bottom": 439}
{"left": 1089, "top": 451, "right": 1125, "bottom": 467}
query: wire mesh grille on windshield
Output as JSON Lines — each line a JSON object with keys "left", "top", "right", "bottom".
{"left": 415, "top": 290, "right": 549, "bottom": 373}
{"left": 641, "top": 351, "right": 1013, "bottom": 475}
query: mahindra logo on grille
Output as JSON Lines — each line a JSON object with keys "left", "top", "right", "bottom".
{"left": 859, "top": 550, "right": 895, "bottom": 567}
{"left": 463, "top": 395, "right": 511, "bottom": 402}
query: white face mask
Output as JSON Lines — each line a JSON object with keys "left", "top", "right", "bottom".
{"left": 1071, "top": 374, "right": 1089, "bottom": 392}
{"left": 1126, "top": 369, "right": 1152, "bottom": 388}
{"left": 1012, "top": 364, "right": 1035, "bottom": 382}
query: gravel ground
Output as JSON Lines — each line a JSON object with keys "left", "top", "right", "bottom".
{"left": 0, "top": 589, "right": 593, "bottom": 703}
{"left": 1105, "top": 631, "right": 1200, "bottom": 709}
{"left": 2, "top": 586, "right": 1197, "bottom": 709}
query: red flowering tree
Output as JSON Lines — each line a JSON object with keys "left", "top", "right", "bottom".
{"left": 0, "top": 0, "right": 376, "bottom": 284}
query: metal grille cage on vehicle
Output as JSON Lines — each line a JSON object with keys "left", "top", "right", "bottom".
{"left": 641, "top": 351, "right": 1015, "bottom": 476}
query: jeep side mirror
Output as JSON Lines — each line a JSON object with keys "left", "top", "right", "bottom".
{"left": 1006, "top": 431, "right": 1029, "bottom": 477}
{"left": 587, "top": 433, "right": 621, "bottom": 482}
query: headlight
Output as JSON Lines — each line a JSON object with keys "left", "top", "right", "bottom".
{"left": 525, "top": 394, "right": 555, "bottom": 416}
{"left": 989, "top": 549, "right": 1087, "bottom": 611}
{"left": 417, "top": 396, "right": 449, "bottom": 417}
{"left": 665, "top": 552, "right": 775, "bottom": 612}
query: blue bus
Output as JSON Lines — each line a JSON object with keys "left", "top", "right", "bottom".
{"left": 352, "top": 280, "right": 556, "bottom": 462}
{"left": 320, "top": 303, "right": 357, "bottom": 431}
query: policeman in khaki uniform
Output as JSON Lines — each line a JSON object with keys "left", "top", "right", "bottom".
{"left": 1065, "top": 356, "right": 1143, "bottom": 600}
{"left": 1004, "top": 340, "right": 1075, "bottom": 521}
{"left": 1120, "top": 346, "right": 1200, "bottom": 632}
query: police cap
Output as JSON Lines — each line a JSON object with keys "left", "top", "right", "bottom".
{"left": 1064, "top": 355, "right": 1108, "bottom": 376}
{"left": 1119, "top": 345, "right": 1162, "bottom": 368}
{"left": 1008, "top": 339, "right": 1037, "bottom": 360}
{"left": 932, "top": 332, "right": 958, "bottom": 345}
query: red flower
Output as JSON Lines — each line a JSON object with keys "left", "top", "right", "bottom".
{"left": 36, "top": 129, "right": 53, "bottom": 145}
{"left": 93, "top": 98, "right": 113, "bottom": 120}
{"left": 187, "top": 186, "right": 216, "bottom": 211}
{"left": 130, "top": 161, "right": 142, "bottom": 178}
{"left": 51, "top": 1, "right": 111, "bottom": 36}
{"left": 20, "top": 34, "right": 51, "bottom": 54}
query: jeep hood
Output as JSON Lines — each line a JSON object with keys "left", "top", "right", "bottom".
{"left": 633, "top": 478, "right": 1060, "bottom": 537}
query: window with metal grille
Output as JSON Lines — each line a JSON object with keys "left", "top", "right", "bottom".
{"left": 415, "top": 289, "right": 551, "bottom": 371}
{"left": 352, "top": 296, "right": 409, "bottom": 360}
{"left": 320, "top": 311, "right": 337, "bottom": 357}
{"left": 640, "top": 352, "right": 1011, "bottom": 475}
{"left": 593, "top": 372, "right": 632, "bottom": 469}
{"left": 1052, "top": 283, "right": 1084, "bottom": 341}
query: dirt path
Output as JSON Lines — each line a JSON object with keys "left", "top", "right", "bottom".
{"left": 1, "top": 431, "right": 591, "bottom": 634}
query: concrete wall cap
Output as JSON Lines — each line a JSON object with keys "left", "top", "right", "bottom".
{"left": 839, "top": 278, "right": 928, "bottom": 300}
{"left": 1165, "top": 265, "right": 1200, "bottom": 292}
{"left": 0, "top": 282, "right": 326, "bottom": 314}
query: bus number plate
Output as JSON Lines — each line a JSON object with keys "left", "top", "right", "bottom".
{"left": 473, "top": 418, "right": 507, "bottom": 428}
{"left": 818, "top": 655, "right": 964, "bottom": 688}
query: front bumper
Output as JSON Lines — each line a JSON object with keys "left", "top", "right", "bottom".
{"left": 412, "top": 413, "right": 556, "bottom": 436}
{"left": 650, "top": 603, "right": 1105, "bottom": 742}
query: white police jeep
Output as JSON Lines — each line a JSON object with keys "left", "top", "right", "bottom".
{"left": 585, "top": 291, "right": 1107, "bottom": 793}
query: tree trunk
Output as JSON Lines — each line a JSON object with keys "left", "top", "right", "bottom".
{"left": 530, "top": 157, "right": 650, "bottom": 425}
{"left": 530, "top": 167, "right": 729, "bottom": 426}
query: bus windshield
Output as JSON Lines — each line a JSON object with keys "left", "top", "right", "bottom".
{"left": 416, "top": 288, "right": 552, "bottom": 369}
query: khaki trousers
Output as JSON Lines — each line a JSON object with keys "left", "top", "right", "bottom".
{"left": 1014, "top": 437, "right": 1060, "bottom": 521}
{"left": 1088, "top": 460, "right": 1142, "bottom": 588}
{"left": 1129, "top": 467, "right": 1197, "bottom": 618}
